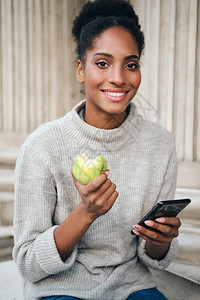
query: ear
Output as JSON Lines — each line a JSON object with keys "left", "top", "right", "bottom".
{"left": 76, "top": 59, "right": 85, "bottom": 83}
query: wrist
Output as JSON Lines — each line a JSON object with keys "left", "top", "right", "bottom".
{"left": 145, "top": 241, "right": 170, "bottom": 260}
{"left": 76, "top": 201, "right": 98, "bottom": 225}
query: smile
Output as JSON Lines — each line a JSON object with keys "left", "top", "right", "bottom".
{"left": 104, "top": 91, "right": 126, "bottom": 97}
{"left": 101, "top": 90, "right": 129, "bottom": 102}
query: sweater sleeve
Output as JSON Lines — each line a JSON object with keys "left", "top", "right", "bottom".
{"left": 138, "top": 135, "right": 178, "bottom": 270}
{"left": 12, "top": 145, "right": 78, "bottom": 283}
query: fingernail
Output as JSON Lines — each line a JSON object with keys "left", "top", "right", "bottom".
{"left": 105, "top": 170, "right": 109, "bottom": 176}
{"left": 144, "top": 220, "right": 154, "bottom": 226}
{"left": 133, "top": 230, "right": 140, "bottom": 235}
{"left": 155, "top": 217, "right": 165, "bottom": 223}
{"left": 133, "top": 225, "right": 141, "bottom": 231}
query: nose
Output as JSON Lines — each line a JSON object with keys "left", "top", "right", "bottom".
{"left": 108, "top": 65, "right": 126, "bottom": 86}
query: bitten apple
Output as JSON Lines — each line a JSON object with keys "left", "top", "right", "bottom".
{"left": 72, "top": 153, "right": 108, "bottom": 184}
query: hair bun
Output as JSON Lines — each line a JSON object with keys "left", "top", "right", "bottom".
{"left": 72, "top": 0, "right": 140, "bottom": 42}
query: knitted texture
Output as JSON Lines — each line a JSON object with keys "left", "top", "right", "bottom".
{"left": 13, "top": 100, "right": 178, "bottom": 300}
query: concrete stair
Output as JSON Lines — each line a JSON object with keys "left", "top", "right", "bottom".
{"left": 0, "top": 148, "right": 18, "bottom": 262}
{"left": 168, "top": 188, "right": 200, "bottom": 285}
{"left": 147, "top": 188, "right": 200, "bottom": 300}
{"left": 0, "top": 148, "right": 17, "bottom": 226}
{"left": 0, "top": 147, "right": 19, "bottom": 167}
{"left": 177, "top": 223, "right": 200, "bottom": 266}
{"left": 0, "top": 190, "right": 14, "bottom": 262}
{"left": 150, "top": 267, "right": 200, "bottom": 300}
{"left": 0, "top": 226, "right": 14, "bottom": 262}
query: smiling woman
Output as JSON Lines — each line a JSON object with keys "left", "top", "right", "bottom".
{"left": 13, "top": 1, "right": 180, "bottom": 300}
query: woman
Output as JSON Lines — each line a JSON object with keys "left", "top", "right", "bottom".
{"left": 13, "top": 0, "right": 180, "bottom": 299}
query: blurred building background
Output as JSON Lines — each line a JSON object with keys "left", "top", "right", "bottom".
{"left": 0, "top": 0, "right": 200, "bottom": 299}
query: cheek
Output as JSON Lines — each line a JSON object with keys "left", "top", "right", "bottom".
{"left": 132, "top": 72, "right": 141, "bottom": 87}
{"left": 84, "top": 71, "right": 104, "bottom": 90}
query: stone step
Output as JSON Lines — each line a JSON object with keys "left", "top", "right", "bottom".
{"left": 175, "top": 188, "right": 200, "bottom": 222}
{"left": 176, "top": 222, "right": 200, "bottom": 266}
{"left": 0, "top": 226, "right": 14, "bottom": 263}
{"left": 0, "top": 225, "right": 13, "bottom": 237}
{"left": 0, "top": 239, "right": 14, "bottom": 262}
{"left": 0, "top": 260, "right": 23, "bottom": 299}
{"left": 0, "top": 168, "right": 14, "bottom": 192}
{"left": 175, "top": 187, "right": 200, "bottom": 202}
{"left": 179, "top": 201, "right": 200, "bottom": 222}
{"left": 0, "top": 147, "right": 18, "bottom": 168}
{"left": 167, "top": 260, "right": 200, "bottom": 285}
{"left": 0, "top": 192, "right": 14, "bottom": 226}
{"left": 0, "top": 191, "right": 14, "bottom": 202}
{"left": 151, "top": 266, "right": 200, "bottom": 300}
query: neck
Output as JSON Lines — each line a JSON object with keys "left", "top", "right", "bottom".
{"left": 83, "top": 102, "right": 128, "bottom": 130}
{"left": 71, "top": 100, "right": 143, "bottom": 151}
{"left": 84, "top": 111, "right": 126, "bottom": 129}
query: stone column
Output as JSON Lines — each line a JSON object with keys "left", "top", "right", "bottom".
{"left": 0, "top": 0, "right": 86, "bottom": 146}
{"left": 132, "top": 0, "right": 200, "bottom": 189}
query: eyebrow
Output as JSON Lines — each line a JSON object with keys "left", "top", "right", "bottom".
{"left": 93, "top": 52, "right": 140, "bottom": 60}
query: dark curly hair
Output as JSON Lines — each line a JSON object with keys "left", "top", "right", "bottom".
{"left": 72, "top": 0, "right": 145, "bottom": 63}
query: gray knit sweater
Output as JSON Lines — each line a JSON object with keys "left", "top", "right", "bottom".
{"left": 13, "top": 100, "right": 178, "bottom": 300}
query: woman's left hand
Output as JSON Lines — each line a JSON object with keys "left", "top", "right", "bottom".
{"left": 132, "top": 217, "right": 181, "bottom": 259}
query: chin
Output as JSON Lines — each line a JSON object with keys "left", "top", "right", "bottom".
{"left": 106, "top": 103, "right": 130, "bottom": 115}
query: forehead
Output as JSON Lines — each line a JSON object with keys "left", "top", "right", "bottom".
{"left": 88, "top": 26, "right": 139, "bottom": 57}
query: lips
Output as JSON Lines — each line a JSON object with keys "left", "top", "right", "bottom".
{"left": 101, "top": 89, "right": 129, "bottom": 102}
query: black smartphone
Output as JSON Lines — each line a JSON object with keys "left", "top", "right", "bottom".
{"left": 131, "top": 198, "right": 191, "bottom": 235}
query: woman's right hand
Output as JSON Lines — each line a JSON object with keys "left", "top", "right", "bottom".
{"left": 54, "top": 171, "right": 118, "bottom": 261}
{"left": 71, "top": 170, "right": 118, "bottom": 221}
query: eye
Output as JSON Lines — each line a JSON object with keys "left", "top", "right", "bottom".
{"left": 95, "top": 60, "right": 109, "bottom": 68}
{"left": 125, "top": 62, "right": 139, "bottom": 70}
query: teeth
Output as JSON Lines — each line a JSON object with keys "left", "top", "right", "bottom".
{"left": 104, "top": 91, "right": 126, "bottom": 97}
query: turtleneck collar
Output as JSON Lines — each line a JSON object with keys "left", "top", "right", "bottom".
{"left": 63, "top": 100, "right": 143, "bottom": 152}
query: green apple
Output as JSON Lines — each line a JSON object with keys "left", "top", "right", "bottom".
{"left": 72, "top": 153, "right": 108, "bottom": 184}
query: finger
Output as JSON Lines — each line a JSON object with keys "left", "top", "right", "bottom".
{"left": 134, "top": 217, "right": 179, "bottom": 239}
{"left": 96, "top": 178, "right": 113, "bottom": 196}
{"left": 98, "top": 182, "right": 117, "bottom": 203}
{"left": 71, "top": 169, "right": 80, "bottom": 185}
{"left": 132, "top": 228, "right": 172, "bottom": 246}
{"left": 144, "top": 220, "right": 178, "bottom": 237}
{"left": 104, "top": 190, "right": 119, "bottom": 212}
{"left": 87, "top": 173, "right": 108, "bottom": 192}
{"left": 71, "top": 169, "right": 85, "bottom": 190}
{"left": 155, "top": 217, "right": 181, "bottom": 228}
{"left": 70, "top": 169, "right": 108, "bottom": 190}
{"left": 132, "top": 226, "right": 173, "bottom": 244}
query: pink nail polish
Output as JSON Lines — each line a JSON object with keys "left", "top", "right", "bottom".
{"left": 133, "top": 225, "right": 141, "bottom": 231}
{"left": 105, "top": 170, "right": 109, "bottom": 176}
{"left": 144, "top": 220, "right": 154, "bottom": 227}
{"left": 133, "top": 230, "right": 140, "bottom": 236}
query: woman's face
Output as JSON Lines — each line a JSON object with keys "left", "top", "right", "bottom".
{"left": 76, "top": 26, "right": 141, "bottom": 129}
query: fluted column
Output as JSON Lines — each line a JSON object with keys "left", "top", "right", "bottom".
{"left": 0, "top": 0, "right": 85, "bottom": 139}
{"left": 132, "top": 0, "right": 200, "bottom": 188}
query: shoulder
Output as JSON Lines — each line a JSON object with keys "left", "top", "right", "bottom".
{"left": 137, "top": 118, "right": 176, "bottom": 155}
{"left": 19, "top": 109, "right": 75, "bottom": 157}
{"left": 24, "top": 117, "right": 67, "bottom": 146}
{"left": 141, "top": 117, "right": 174, "bottom": 142}
{"left": 18, "top": 100, "right": 85, "bottom": 159}
{"left": 129, "top": 102, "right": 175, "bottom": 147}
